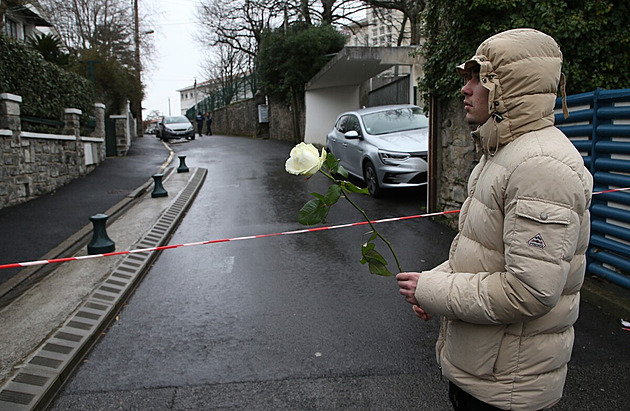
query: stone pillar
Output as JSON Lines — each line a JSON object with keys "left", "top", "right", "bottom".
{"left": 92, "top": 103, "right": 107, "bottom": 162}
{"left": 0, "top": 93, "right": 22, "bottom": 131}
{"left": 0, "top": 94, "right": 23, "bottom": 210}
{"left": 91, "top": 103, "right": 106, "bottom": 138}
{"left": 63, "top": 108, "right": 85, "bottom": 176}
{"left": 63, "top": 108, "right": 82, "bottom": 138}
{"left": 109, "top": 114, "right": 130, "bottom": 156}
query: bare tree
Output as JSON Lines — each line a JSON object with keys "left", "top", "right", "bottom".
{"left": 297, "top": 0, "right": 369, "bottom": 27}
{"left": 37, "top": 0, "right": 154, "bottom": 67}
{"left": 360, "top": 0, "right": 426, "bottom": 44}
{"left": 202, "top": 42, "right": 252, "bottom": 106}
{"left": 196, "top": 0, "right": 371, "bottom": 59}
{"left": 196, "top": 0, "right": 283, "bottom": 59}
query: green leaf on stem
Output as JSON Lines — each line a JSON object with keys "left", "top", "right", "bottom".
{"left": 324, "top": 184, "right": 342, "bottom": 205}
{"left": 367, "top": 231, "right": 378, "bottom": 242}
{"left": 335, "top": 164, "right": 349, "bottom": 178}
{"left": 325, "top": 153, "right": 349, "bottom": 178}
{"left": 298, "top": 198, "right": 329, "bottom": 225}
{"left": 324, "top": 152, "right": 339, "bottom": 170}
{"left": 341, "top": 181, "right": 369, "bottom": 195}
{"left": 360, "top": 242, "right": 394, "bottom": 276}
{"left": 311, "top": 192, "right": 327, "bottom": 202}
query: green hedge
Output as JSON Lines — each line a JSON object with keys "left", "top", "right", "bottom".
{"left": 420, "top": 0, "right": 630, "bottom": 107}
{"left": 0, "top": 34, "right": 93, "bottom": 132}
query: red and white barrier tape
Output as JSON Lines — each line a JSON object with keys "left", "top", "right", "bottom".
{"left": 593, "top": 187, "right": 630, "bottom": 195}
{"left": 1, "top": 186, "right": 628, "bottom": 271}
{"left": 0, "top": 210, "right": 460, "bottom": 270}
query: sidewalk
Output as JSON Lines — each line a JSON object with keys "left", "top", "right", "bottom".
{"left": 0, "top": 136, "right": 206, "bottom": 410}
{"left": 0, "top": 135, "right": 173, "bottom": 296}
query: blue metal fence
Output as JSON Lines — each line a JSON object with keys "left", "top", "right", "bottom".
{"left": 555, "top": 89, "right": 630, "bottom": 290}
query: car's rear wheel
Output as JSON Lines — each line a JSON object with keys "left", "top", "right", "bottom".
{"left": 363, "top": 161, "right": 381, "bottom": 197}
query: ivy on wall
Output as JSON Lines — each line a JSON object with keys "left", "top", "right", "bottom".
{"left": 420, "top": 0, "right": 630, "bottom": 107}
{"left": 0, "top": 34, "right": 93, "bottom": 131}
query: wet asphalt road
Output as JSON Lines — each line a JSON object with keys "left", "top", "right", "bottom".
{"left": 47, "top": 135, "right": 629, "bottom": 410}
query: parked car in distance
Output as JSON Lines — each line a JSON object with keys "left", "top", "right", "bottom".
{"left": 157, "top": 115, "right": 195, "bottom": 141}
{"left": 326, "top": 104, "right": 429, "bottom": 197}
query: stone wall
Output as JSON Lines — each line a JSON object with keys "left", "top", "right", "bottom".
{"left": 433, "top": 98, "right": 480, "bottom": 230}
{"left": 268, "top": 97, "right": 305, "bottom": 143}
{"left": 212, "top": 97, "right": 260, "bottom": 138}
{"left": 209, "top": 95, "right": 304, "bottom": 142}
{"left": 0, "top": 93, "right": 106, "bottom": 210}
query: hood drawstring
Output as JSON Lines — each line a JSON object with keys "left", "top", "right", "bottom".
{"left": 561, "top": 72, "right": 569, "bottom": 119}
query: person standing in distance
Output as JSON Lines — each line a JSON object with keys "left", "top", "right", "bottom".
{"left": 195, "top": 111, "right": 204, "bottom": 137}
{"left": 397, "top": 28, "right": 593, "bottom": 410}
{"left": 205, "top": 112, "right": 213, "bottom": 136}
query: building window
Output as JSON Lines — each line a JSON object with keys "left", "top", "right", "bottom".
{"left": 3, "top": 18, "right": 18, "bottom": 39}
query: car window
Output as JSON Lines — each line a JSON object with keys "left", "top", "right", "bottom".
{"left": 345, "top": 115, "right": 361, "bottom": 135}
{"left": 164, "top": 116, "right": 189, "bottom": 124}
{"left": 361, "top": 107, "right": 428, "bottom": 135}
{"left": 336, "top": 116, "right": 348, "bottom": 132}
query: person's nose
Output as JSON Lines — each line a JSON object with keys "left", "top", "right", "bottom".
{"left": 461, "top": 80, "right": 473, "bottom": 96}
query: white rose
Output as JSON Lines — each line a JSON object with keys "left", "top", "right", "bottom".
{"left": 285, "top": 142, "right": 326, "bottom": 176}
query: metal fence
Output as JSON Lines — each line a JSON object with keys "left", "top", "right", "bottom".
{"left": 555, "top": 89, "right": 630, "bottom": 290}
{"left": 185, "top": 73, "right": 258, "bottom": 120}
{"left": 368, "top": 75, "right": 411, "bottom": 107}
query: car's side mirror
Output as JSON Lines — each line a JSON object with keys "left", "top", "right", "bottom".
{"left": 344, "top": 130, "right": 361, "bottom": 139}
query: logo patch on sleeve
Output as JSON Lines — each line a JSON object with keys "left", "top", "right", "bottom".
{"left": 528, "top": 233, "right": 547, "bottom": 249}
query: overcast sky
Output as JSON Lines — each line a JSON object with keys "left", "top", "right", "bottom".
{"left": 142, "top": 0, "right": 205, "bottom": 117}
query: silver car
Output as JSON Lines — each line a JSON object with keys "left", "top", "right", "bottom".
{"left": 326, "top": 104, "right": 429, "bottom": 197}
{"left": 157, "top": 115, "right": 195, "bottom": 141}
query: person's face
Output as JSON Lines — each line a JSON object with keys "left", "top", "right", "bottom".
{"left": 461, "top": 67, "right": 491, "bottom": 127}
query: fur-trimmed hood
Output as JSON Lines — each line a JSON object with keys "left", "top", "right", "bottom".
{"left": 458, "top": 28, "right": 565, "bottom": 154}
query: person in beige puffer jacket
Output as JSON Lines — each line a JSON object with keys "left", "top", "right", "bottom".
{"left": 397, "top": 29, "right": 593, "bottom": 410}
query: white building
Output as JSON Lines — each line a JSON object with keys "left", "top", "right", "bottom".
{"left": 2, "top": 2, "right": 53, "bottom": 42}
{"left": 344, "top": 8, "right": 411, "bottom": 48}
{"left": 178, "top": 74, "right": 256, "bottom": 116}
{"left": 178, "top": 80, "right": 212, "bottom": 116}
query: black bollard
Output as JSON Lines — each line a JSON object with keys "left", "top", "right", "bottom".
{"left": 177, "top": 155, "right": 189, "bottom": 173}
{"left": 87, "top": 213, "right": 115, "bottom": 255}
{"left": 151, "top": 173, "right": 168, "bottom": 198}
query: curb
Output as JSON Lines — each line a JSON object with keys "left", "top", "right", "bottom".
{"left": 0, "top": 144, "right": 175, "bottom": 309}
{"left": 0, "top": 167, "right": 207, "bottom": 411}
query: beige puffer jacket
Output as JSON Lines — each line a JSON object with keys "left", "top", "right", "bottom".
{"left": 415, "top": 29, "right": 593, "bottom": 410}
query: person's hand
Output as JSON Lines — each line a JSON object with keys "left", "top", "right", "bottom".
{"left": 412, "top": 304, "right": 432, "bottom": 321}
{"left": 396, "top": 272, "right": 432, "bottom": 321}
{"left": 396, "top": 272, "right": 420, "bottom": 304}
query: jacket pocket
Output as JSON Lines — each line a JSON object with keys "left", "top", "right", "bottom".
{"left": 511, "top": 198, "right": 577, "bottom": 261}
{"left": 443, "top": 320, "right": 506, "bottom": 380}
